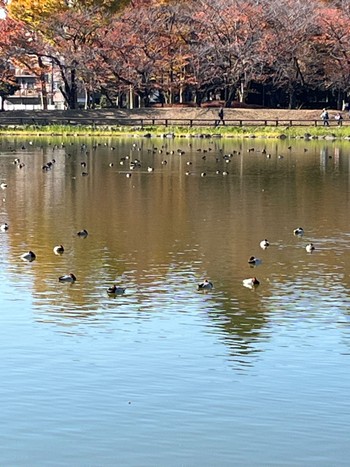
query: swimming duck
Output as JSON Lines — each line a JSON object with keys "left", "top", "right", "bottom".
{"left": 53, "top": 245, "right": 64, "bottom": 255}
{"left": 306, "top": 243, "right": 315, "bottom": 253}
{"left": 21, "top": 251, "right": 36, "bottom": 262}
{"left": 260, "top": 239, "right": 269, "bottom": 250}
{"left": 248, "top": 256, "right": 262, "bottom": 266}
{"left": 59, "top": 273, "right": 77, "bottom": 283}
{"left": 243, "top": 277, "right": 260, "bottom": 289}
{"left": 197, "top": 279, "right": 213, "bottom": 291}
{"left": 107, "top": 285, "right": 126, "bottom": 295}
{"left": 293, "top": 227, "right": 304, "bottom": 236}
{"left": 0, "top": 222, "right": 9, "bottom": 231}
{"left": 77, "top": 229, "right": 88, "bottom": 238}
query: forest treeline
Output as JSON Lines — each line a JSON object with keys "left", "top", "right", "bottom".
{"left": 0, "top": 0, "right": 348, "bottom": 109}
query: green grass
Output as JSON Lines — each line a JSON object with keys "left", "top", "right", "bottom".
{"left": 1, "top": 123, "right": 350, "bottom": 139}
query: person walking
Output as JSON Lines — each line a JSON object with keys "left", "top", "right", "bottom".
{"left": 320, "top": 108, "right": 329, "bottom": 126}
{"left": 335, "top": 112, "right": 343, "bottom": 126}
{"left": 217, "top": 106, "right": 225, "bottom": 126}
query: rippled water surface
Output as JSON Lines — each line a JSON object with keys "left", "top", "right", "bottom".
{"left": 1, "top": 136, "right": 350, "bottom": 466}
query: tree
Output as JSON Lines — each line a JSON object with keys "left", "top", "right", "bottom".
{"left": 0, "top": 17, "right": 51, "bottom": 108}
{"left": 188, "top": 0, "right": 266, "bottom": 106}
{"left": 317, "top": 1, "right": 350, "bottom": 107}
{"left": 0, "top": 58, "right": 20, "bottom": 110}
{"left": 261, "top": 0, "right": 321, "bottom": 108}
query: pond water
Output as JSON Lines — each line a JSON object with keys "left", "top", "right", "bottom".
{"left": 0, "top": 135, "right": 350, "bottom": 466}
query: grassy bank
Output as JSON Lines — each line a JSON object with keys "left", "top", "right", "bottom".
{"left": 1, "top": 123, "right": 350, "bottom": 139}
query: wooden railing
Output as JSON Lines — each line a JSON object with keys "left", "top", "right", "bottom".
{"left": 0, "top": 116, "right": 347, "bottom": 128}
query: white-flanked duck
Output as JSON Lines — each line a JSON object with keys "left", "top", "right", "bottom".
{"left": 77, "top": 229, "right": 88, "bottom": 238}
{"left": 21, "top": 251, "right": 36, "bottom": 262}
{"left": 306, "top": 243, "right": 315, "bottom": 253}
{"left": 260, "top": 239, "right": 269, "bottom": 250}
{"left": 248, "top": 256, "right": 262, "bottom": 266}
{"left": 53, "top": 245, "right": 65, "bottom": 255}
{"left": 0, "top": 222, "right": 9, "bottom": 231}
{"left": 107, "top": 285, "right": 126, "bottom": 295}
{"left": 243, "top": 277, "right": 260, "bottom": 289}
{"left": 59, "top": 273, "right": 77, "bottom": 283}
{"left": 293, "top": 227, "right": 304, "bottom": 236}
{"left": 197, "top": 279, "right": 213, "bottom": 291}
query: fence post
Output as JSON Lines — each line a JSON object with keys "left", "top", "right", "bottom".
{"left": 190, "top": 119, "right": 193, "bottom": 127}
{"left": 240, "top": 120, "right": 242, "bottom": 127}
{"left": 165, "top": 119, "right": 168, "bottom": 127}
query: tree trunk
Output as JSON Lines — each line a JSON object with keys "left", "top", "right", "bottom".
{"left": 37, "top": 57, "right": 48, "bottom": 110}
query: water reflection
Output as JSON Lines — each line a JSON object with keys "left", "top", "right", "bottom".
{"left": 1, "top": 137, "right": 350, "bottom": 348}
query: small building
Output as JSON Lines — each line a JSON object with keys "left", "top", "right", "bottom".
{"left": 3, "top": 67, "right": 65, "bottom": 110}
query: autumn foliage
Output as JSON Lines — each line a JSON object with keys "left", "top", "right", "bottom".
{"left": 0, "top": 0, "right": 349, "bottom": 109}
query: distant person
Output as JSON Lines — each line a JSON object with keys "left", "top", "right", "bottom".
{"left": 320, "top": 108, "right": 329, "bottom": 126}
{"left": 335, "top": 112, "right": 343, "bottom": 126}
{"left": 217, "top": 106, "right": 225, "bottom": 126}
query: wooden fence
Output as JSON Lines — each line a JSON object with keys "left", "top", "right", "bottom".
{"left": 0, "top": 116, "right": 347, "bottom": 128}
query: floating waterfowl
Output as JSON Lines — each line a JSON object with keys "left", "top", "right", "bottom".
{"left": 53, "top": 245, "right": 64, "bottom": 255}
{"left": 306, "top": 243, "right": 315, "bottom": 253}
{"left": 59, "top": 273, "right": 77, "bottom": 283}
{"left": 77, "top": 229, "right": 88, "bottom": 238}
{"left": 21, "top": 251, "right": 36, "bottom": 262}
{"left": 260, "top": 239, "right": 269, "bottom": 250}
{"left": 197, "top": 279, "right": 213, "bottom": 291}
{"left": 293, "top": 227, "right": 304, "bottom": 236}
{"left": 107, "top": 285, "right": 126, "bottom": 295}
{"left": 0, "top": 222, "right": 9, "bottom": 231}
{"left": 248, "top": 256, "right": 262, "bottom": 266}
{"left": 243, "top": 277, "right": 260, "bottom": 289}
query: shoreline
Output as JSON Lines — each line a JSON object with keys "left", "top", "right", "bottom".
{"left": 0, "top": 107, "right": 349, "bottom": 138}
{"left": 0, "top": 124, "right": 349, "bottom": 140}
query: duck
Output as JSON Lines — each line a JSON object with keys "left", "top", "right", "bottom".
{"left": 197, "top": 279, "right": 213, "bottom": 291}
{"left": 248, "top": 256, "right": 262, "bottom": 266}
{"left": 306, "top": 243, "right": 315, "bottom": 253}
{"left": 260, "top": 239, "right": 269, "bottom": 250}
{"left": 77, "top": 229, "right": 88, "bottom": 238}
{"left": 107, "top": 285, "right": 126, "bottom": 295}
{"left": 0, "top": 222, "right": 9, "bottom": 231}
{"left": 293, "top": 227, "right": 304, "bottom": 236}
{"left": 20, "top": 251, "right": 36, "bottom": 262}
{"left": 59, "top": 273, "right": 77, "bottom": 283}
{"left": 53, "top": 245, "right": 64, "bottom": 255}
{"left": 243, "top": 277, "right": 260, "bottom": 289}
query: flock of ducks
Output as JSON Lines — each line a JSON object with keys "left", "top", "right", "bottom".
{"left": 1, "top": 221, "right": 125, "bottom": 293}
{"left": 197, "top": 227, "right": 315, "bottom": 292}
{"left": 1, "top": 141, "right": 316, "bottom": 297}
